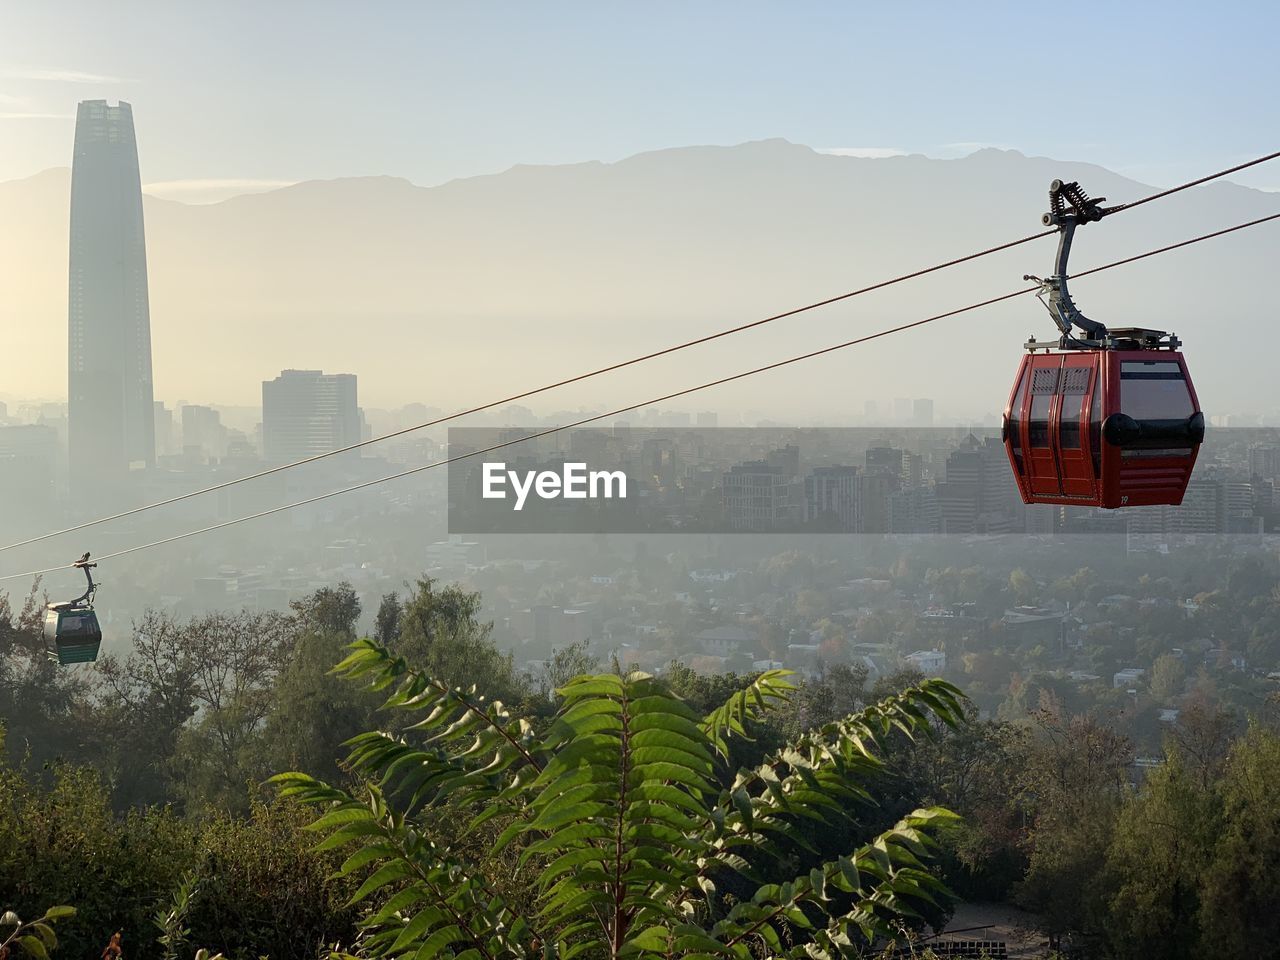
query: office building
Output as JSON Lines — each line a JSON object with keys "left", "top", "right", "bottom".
{"left": 724, "top": 458, "right": 798, "bottom": 530}
{"left": 804, "top": 465, "right": 860, "bottom": 531}
{"left": 262, "top": 370, "right": 360, "bottom": 462}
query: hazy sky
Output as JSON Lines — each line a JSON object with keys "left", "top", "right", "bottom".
{"left": 2, "top": 0, "right": 1278, "bottom": 200}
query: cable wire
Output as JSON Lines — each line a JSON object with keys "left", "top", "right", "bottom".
{"left": 5, "top": 148, "right": 1277, "bottom": 556}
{"left": 4, "top": 209, "right": 1276, "bottom": 585}
{"left": 1105, "top": 150, "right": 1280, "bottom": 214}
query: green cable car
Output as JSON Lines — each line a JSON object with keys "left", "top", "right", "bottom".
{"left": 43, "top": 553, "right": 102, "bottom": 665}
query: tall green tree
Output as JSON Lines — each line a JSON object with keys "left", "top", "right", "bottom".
{"left": 168, "top": 610, "right": 296, "bottom": 813}
{"left": 1102, "top": 761, "right": 1218, "bottom": 960}
{"left": 393, "top": 578, "right": 524, "bottom": 704}
{"left": 1149, "top": 654, "right": 1187, "bottom": 704}
{"left": 1197, "top": 725, "right": 1280, "bottom": 960}
{"left": 95, "top": 609, "right": 200, "bottom": 807}
{"left": 265, "top": 584, "right": 376, "bottom": 781}
{"left": 1012, "top": 704, "right": 1132, "bottom": 942}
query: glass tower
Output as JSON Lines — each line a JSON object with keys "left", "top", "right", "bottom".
{"left": 68, "top": 99, "right": 155, "bottom": 505}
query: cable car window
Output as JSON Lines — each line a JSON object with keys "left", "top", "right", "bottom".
{"left": 1030, "top": 393, "right": 1051, "bottom": 447}
{"left": 1090, "top": 374, "right": 1102, "bottom": 475}
{"left": 1008, "top": 368, "right": 1028, "bottom": 469}
{"left": 1061, "top": 393, "right": 1084, "bottom": 449}
{"left": 1121, "top": 361, "right": 1194, "bottom": 420}
{"left": 1027, "top": 365, "right": 1057, "bottom": 448}
{"left": 1058, "top": 366, "right": 1089, "bottom": 450}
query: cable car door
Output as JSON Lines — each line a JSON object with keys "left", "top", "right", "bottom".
{"left": 1055, "top": 358, "right": 1096, "bottom": 498}
{"left": 1023, "top": 360, "right": 1063, "bottom": 497}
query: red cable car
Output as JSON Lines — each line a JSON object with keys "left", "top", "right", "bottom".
{"left": 1003, "top": 181, "right": 1205, "bottom": 509}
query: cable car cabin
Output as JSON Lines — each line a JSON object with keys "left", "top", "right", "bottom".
{"left": 43, "top": 553, "right": 103, "bottom": 665}
{"left": 1003, "top": 346, "right": 1204, "bottom": 509}
{"left": 1007, "top": 180, "right": 1208, "bottom": 509}
{"left": 43, "top": 604, "right": 102, "bottom": 664}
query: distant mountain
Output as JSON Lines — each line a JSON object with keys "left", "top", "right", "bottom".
{"left": 2, "top": 140, "right": 1277, "bottom": 417}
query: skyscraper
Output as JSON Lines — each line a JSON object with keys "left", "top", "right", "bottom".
{"left": 68, "top": 100, "right": 155, "bottom": 505}
{"left": 262, "top": 370, "right": 360, "bottom": 463}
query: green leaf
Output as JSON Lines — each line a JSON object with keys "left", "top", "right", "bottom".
{"left": 389, "top": 907, "right": 438, "bottom": 952}
{"left": 335, "top": 841, "right": 395, "bottom": 878}
{"left": 348, "top": 860, "right": 412, "bottom": 905}
{"left": 29, "top": 924, "right": 56, "bottom": 951}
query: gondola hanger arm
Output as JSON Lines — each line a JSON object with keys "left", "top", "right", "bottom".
{"left": 1033, "top": 179, "right": 1110, "bottom": 342}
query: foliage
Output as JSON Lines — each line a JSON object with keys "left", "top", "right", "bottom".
{"left": 154, "top": 871, "right": 199, "bottom": 960}
{"left": 374, "top": 593, "right": 403, "bottom": 647}
{"left": 168, "top": 610, "right": 296, "bottom": 814}
{"left": 9, "top": 539, "right": 1280, "bottom": 955}
{"left": 391, "top": 578, "right": 526, "bottom": 705}
{"left": 775, "top": 664, "right": 871, "bottom": 742}
{"left": 1102, "top": 760, "right": 1218, "bottom": 960}
{"left": 0, "top": 759, "right": 193, "bottom": 957}
{"left": 1148, "top": 653, "right": 1186, "bottom": 704}
{"left": 1088, "top": 723, "right": 1280, "bottom": 959}
{"left": 94, "top": 610, "right": 200, "bottom": 807}
{"left": 1196, "top": 723, "right": 1280, "bottom": 960}
{"left": 661, "top": 664, "right": 757, "bottom": 716}
{"left": 181, "top": 797, "right": 360, "bottom": 960}
{"left": 97, "top": 608, "right": 296, "bottom": 814}
{"left": 1011, "top": 703, "right": 1131, "bottom": 940}
{"left": 0, "top": 905, "right": 76, "bottom": 959}
{"left": 0, "top": 586, "right": 91, "bottom": 771}
{"left": 0, "top": 752, "right": 355, "bottom": 960}
{"left": 899, "top": 718, "right": 1029, "bottom": 901}
{"left": 275, "top": 638, "right": 968, "bottom": 958}
{"left": 264, "top": 585, "right": 379, "bottom": 783}
{"left": 530, "top": 640, "right": 599, "bottom": 701}
{"left": 1166, "top": 694, "right": 1236, "bottom": 790}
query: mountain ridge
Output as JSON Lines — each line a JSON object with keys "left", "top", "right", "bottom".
{"left": 2, "top": 141, "right": 1277, "bottom": 415}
